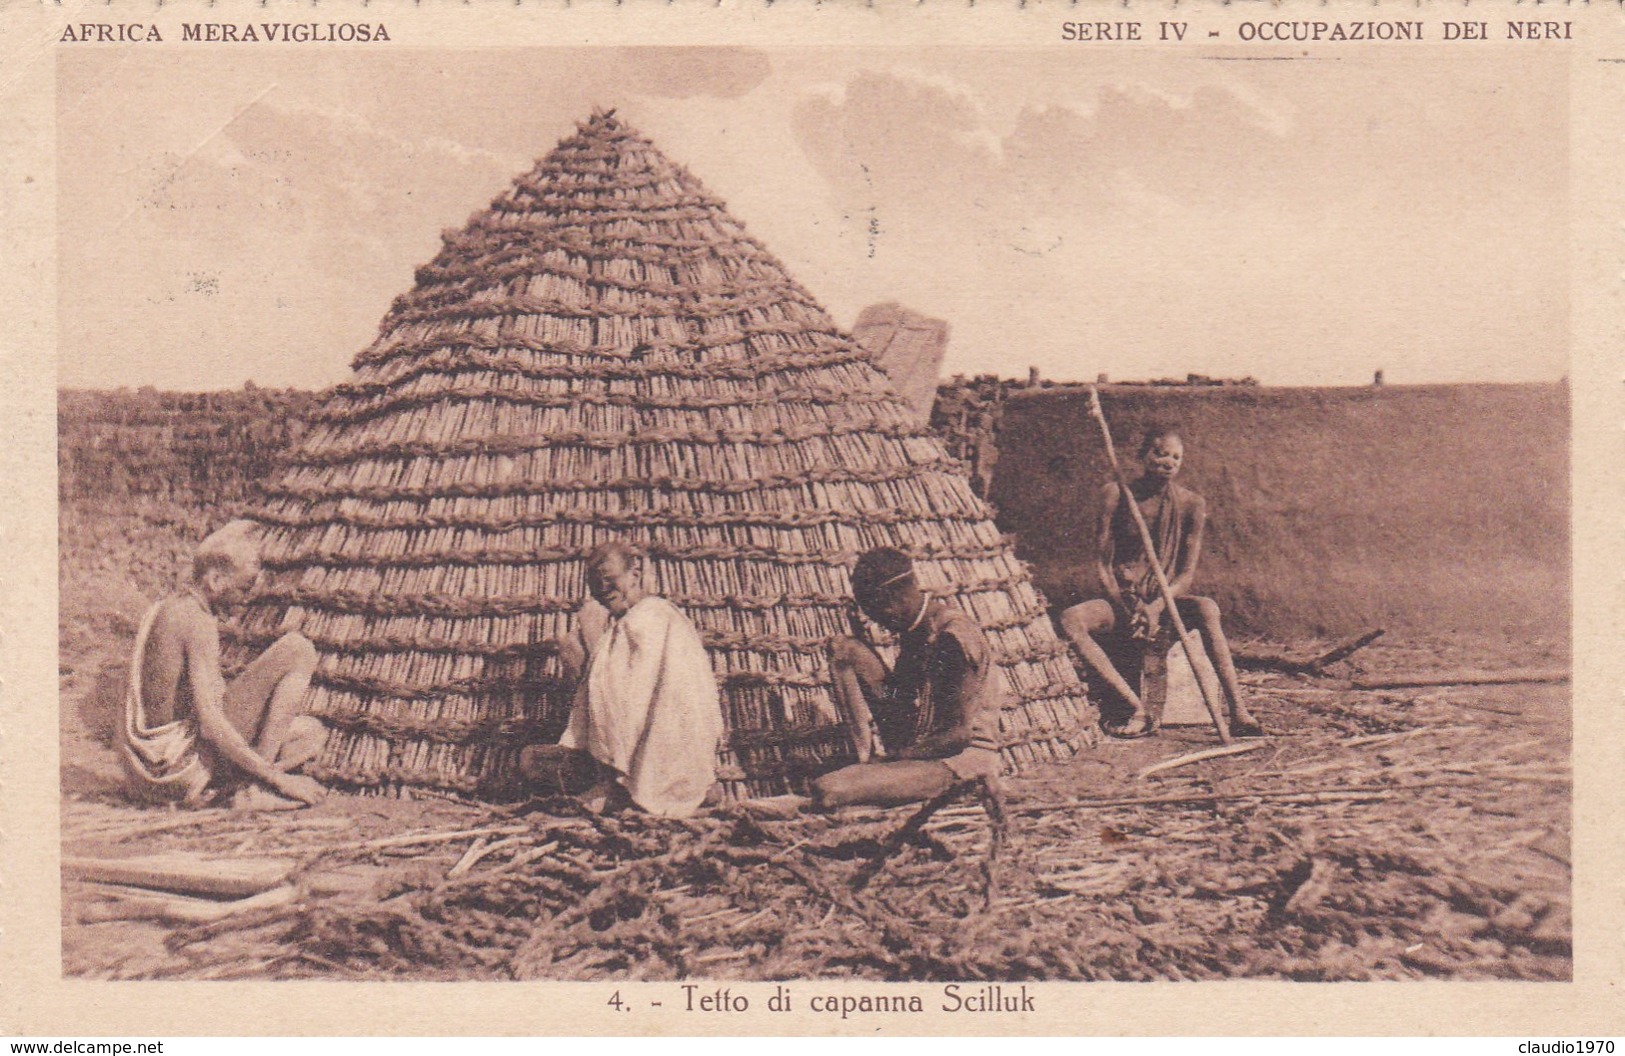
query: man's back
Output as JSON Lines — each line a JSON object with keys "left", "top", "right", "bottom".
{"left": 138, "top": 595, "right": 214, "bottom": 728}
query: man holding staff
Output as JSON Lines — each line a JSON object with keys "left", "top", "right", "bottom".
{"left": 1057, "top": 423, "right": 1264, "bottom": 740}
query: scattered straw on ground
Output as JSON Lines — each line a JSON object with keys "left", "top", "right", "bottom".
{"left": 61, "top": 640, "right": 1569, "bottom": 982}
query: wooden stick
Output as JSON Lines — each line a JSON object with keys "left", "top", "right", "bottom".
{"left": 1352, "top": 668, "right": 1569, "bottom": 690}
{"left": 78, "top": 884, "right": 297, "bottom": 925}
{"left": 1235, "top": 629, "right": 1386, "bottom": 675}
{"left": 477, "top": 831, "right": 562, "bottom": 877}
{"left": 1442, "top": 699, "right": 1524, "bottom": 717}
{"left": 304, "top": 865, "right": 389, "bottom": 898}
{"left": 1518, "top": 831, "right": 1571, "bottom": 867}
{"left": 850, "top": 787, "right": 960, "bottom": 891}
{"left": 1307, "top": 629, "right": 1386, "bottom": 672}
{"left": 356, "top": 823, "right": 530, "bottom": 853}
{"left": 1086, "top": 386, "right": 1229, "bottom": 744}
{"left": 1246, "top": 672, "right": 1562, "bottom": 698}
{"left": 1243, "top": 685, "right": 1346, "bottom": 696}
{"left": 1480, "top": 771, "right": 1569, "bottom": 786}
{"left": 979, "top": 777, "right": 1008, "bottom": 910}
{"left": 1339, "top": 726, "right": 1466, "bottom": 747}
{"left": 446, "top": 836, "right": 491, "bottom": 879}
{"left": 998, "top": 780, "right": 1478, "bottom": 817}
{"left": 1233, "top": 650, "right": 1308, "bottom": 673}
{"left": 1136, "top": 740, "right": 1267, "bottom": 780}
{"left": 63, "top": 854, "right": 294, "bottom": 899}
{"left": 66, "top": 810, "right": 235, "bottom": 841}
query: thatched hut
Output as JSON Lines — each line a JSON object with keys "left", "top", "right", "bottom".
{"left": 237, "top": 111, "right": 1094, "bottom": 800}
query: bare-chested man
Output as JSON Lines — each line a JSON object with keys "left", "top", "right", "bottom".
{"left": 122, "top": 520, "right": 327, "bottom": 808}
{"left": 810, "top": 547, "right": 1005, "bottom": 808}
{"left": 1057, "top": 426, "right": 1264, "bottom": 740}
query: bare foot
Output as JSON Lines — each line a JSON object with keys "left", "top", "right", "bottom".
{"left": 1230, "top": 715, "right": 1267, "bottom": 738}
{"left": 740, "top": 794, "right": 813, "bottom": 819}
{"left": 1106, "top": 712, "right": 1155, "bottom": 740}
{"left": 577, "top": 777, "right": 631, "bottom": 814}
{"left": 231, "top": 785, "right": 307, "bottom": 812}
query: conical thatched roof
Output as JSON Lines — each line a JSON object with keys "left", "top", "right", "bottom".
{"left": 237, "top": 111, "right": 1094, "bottom": 800}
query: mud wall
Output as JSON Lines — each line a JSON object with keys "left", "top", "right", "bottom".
{"left": 57, "top": 382, "right": 1570, "bottom": 640}
{"left": 58, "top": 388, "right": 315, "bottom": 507}
{"left": 990, "top": 382, "right": 1570, "bottom": 639}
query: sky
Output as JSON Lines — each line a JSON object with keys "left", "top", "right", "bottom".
{"left": 57, "top": 47, "right": 1569, "bottom": 391}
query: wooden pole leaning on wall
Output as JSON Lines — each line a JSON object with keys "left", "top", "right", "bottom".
{"left": 1085, "top": 386, "right": 1231, "bottom": 745}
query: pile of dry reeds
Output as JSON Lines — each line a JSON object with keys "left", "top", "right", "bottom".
{"left": 61, "top": 674, "right": 1571, "bottom": 982}
{"left": 233, "top": 110, "right": 1094, "bottom": 801}
{"left": 63, "top": 789, "right": 1017, "bottom": 981}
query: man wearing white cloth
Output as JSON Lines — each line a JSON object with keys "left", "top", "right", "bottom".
{"left": 520, "top": 541, "right": 724, "bottom": 816}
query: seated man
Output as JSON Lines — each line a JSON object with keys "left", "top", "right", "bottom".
{"left": 519, "top": 541, "right": 723, "bottom": 817}
{"left": 122, "top": 520, "right": 328, "bottom": 809}
{"left": 810, "top": 547, "right": 1005, "bottom": 809}
{"left": 1056, "top": 425, "right": 1263, "bottom": 739}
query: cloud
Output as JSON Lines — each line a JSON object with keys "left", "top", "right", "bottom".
{"left": 1000, "top": 87, "right": 1293, "bottom": 212}
{"left": 61, "top": 92, "right": 530, "bottom": 389}
{"left": 791, "top": 69, "right": 1296, "bottom": 248}
{"left": 615, "top": 48, "right": 772, "bottom": 100}
{"left": 786, "top": 61, "right": 1563, "bottom": 385}
{"left": 792, "top": 69, "right": 997, "bottom": 238}
{"left": 56, "top": 49, "right": 1566, "bottom": 390}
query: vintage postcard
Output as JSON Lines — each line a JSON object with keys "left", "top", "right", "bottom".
{"left": 2, "top": 0, "right": 1622, "bottom": 1037}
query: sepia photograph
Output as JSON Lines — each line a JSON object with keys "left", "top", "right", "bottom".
{"left": 11, "top": 15, "right": 1610, "bottom": 1029}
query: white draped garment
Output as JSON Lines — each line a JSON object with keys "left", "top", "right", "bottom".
{"left": 559, "top": 596, "right": 724, "bottom": 817}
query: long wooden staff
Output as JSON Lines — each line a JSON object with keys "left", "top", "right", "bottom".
{"left": 1087, "top": 386, "right": 1231, "bottom": 744}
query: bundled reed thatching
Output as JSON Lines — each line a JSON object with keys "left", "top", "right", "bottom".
{"left": 234, "top": 110, "right": 1094, "bottom": 801}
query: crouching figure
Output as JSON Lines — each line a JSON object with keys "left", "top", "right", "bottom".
{"left": 122, "top": 520, "right": 327, "bottom": 809}
{"left": 520, "top": 541, "right": 724, "bottom": 817}
{"left": 811, "top": 547, "right": 1005, "bottom": 809}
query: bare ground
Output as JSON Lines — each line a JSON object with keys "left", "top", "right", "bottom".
{"left": 59, "top": 509, "right": 1570, "bottom": 981}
